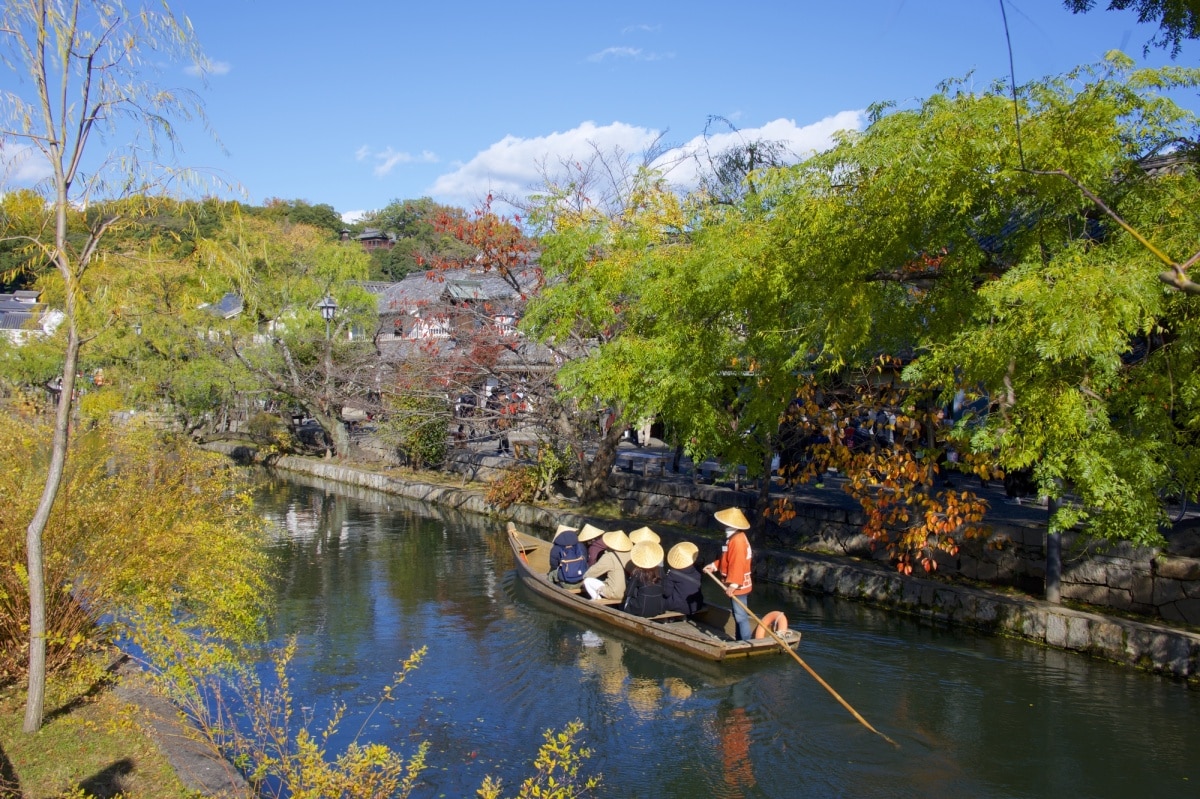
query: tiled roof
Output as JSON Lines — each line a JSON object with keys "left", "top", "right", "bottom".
{"left": 0, "top": 310, "right": 39, "bottom": 330}
{"left": 376, "top": 267, "right": 538, "bottom": 314}
{"left": 202, "top": 292, "right": 244, "bottom": 319}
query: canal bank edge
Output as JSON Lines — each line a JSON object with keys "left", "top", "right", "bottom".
{"left": 218, "top": 445, "right": 1200, "bottom": 682}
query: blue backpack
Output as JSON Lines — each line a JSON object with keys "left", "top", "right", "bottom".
{"left": 558, "top": 542, "right": 587, "bottom": 584}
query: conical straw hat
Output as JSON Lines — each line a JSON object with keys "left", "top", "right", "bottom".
{"left": 714, "top": 506, "right": 750, "bottom": 530}
{"left": 667, "top": 541, "right": 699, "bottom": 570}
{"left": 628, "top": 526, "right": 660, "bottom": 545}
{"left": 602, "top": 529, "right": 633, "bottom": 552}
{"left": 630, "top": 541, "right": 664, "bottom": 569}
{"left": 578, "top": 523, "right": 605, "bottom": 542}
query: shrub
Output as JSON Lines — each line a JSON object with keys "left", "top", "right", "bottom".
{"left": 485, "top": 465, "right": 542, "bottom": 510}
{"left": 0, "top": 414, "right": 269, "bottom": 681}
{"left": 380, "top": 393, "right": 450, "bottom": 470}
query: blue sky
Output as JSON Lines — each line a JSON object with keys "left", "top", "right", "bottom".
{"left": 6, "top": 1, "right": 1197, "bottom": 222}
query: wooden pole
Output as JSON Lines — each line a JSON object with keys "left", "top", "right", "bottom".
{"left": 704, "top": 570, "right": 899, "bottom": 747}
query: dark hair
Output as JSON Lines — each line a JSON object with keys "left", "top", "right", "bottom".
{"left": 629, "top": 565, "right": 662, "bottom": 585}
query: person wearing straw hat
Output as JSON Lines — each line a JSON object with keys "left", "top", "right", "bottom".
{"left": 664, "top": 541, "right": 705, "bottom": 616}
{"left": 582, "top": 529, "right": 633, "bottom": 601}
{"left": 622, "top": 540, "right": 666, "bottom": 617}
{"left": 578, "top": 523, "right": 606, "bottom": 566}
{"left": 703, "top": 506, "right": 754, "bottom": 640}
{"left": 548, "top": 523, "right": 587, "bottom": 587}
{"left": 628, "top": 526, "right": 660, "bottom": 546}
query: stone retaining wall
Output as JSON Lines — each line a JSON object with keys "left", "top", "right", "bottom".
{"left": 607, "top": 470, "right": 1200, "bottom": 627}
{"left": 219, "top": 447, "right": 1200, "bottom": 681}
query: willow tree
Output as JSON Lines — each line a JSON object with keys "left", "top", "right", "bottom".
{"left": 702, "top": 55, "right": 1200, "bottom": 571}
{"left": 528, "top": 55, "right": 1200, "bottom": 576}
{"left": 0, "top": 0, "right": 213, "bottom": 732}
{"left": 902, "top": 57, "right": 1200, "bottom": 553}
{"left": 194, "top": 212, "right": 376, "bottom": 458}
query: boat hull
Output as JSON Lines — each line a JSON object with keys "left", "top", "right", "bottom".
{"left": 507, "top": 523, "right": 801, "bottom": 662}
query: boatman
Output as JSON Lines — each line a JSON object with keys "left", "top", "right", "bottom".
{"left": 703, "top": 507, "right": 754, "bottom": 640}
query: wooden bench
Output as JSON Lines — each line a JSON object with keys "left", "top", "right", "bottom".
{"left": 649, "top": 611, "right": 686, "bottom": 622}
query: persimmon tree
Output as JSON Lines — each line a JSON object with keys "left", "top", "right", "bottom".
{"left": 0, "top": 0, "right": 216, "bottom": 732}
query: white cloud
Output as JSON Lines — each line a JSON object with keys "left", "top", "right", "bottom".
{"left": 427, "top": 113, "right": 865, "bottom": 206}
{"left": 341, "top": 209, "right": 366, "bottom": 224}
{"left": 357, "top": 146, "right": 438, "bottom": 177}
{"left": 184, "top": 60, "right": 231, "bottom": 77}
{"left": 621, "top": 23, "right": 661, "bottom": 34}
{"left": 654, "top": 111, "right": 866, "bottom": 188}
{"left": 586, "top": 46, "right": 673, "bottom": 62}
{"left": 0, "top": 142, "right": 53, "bottom": 184}
{"left": 428, "top": 121, "right": 663, "bottom": 204}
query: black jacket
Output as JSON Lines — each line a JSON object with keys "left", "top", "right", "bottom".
{"left": 623, "top": 569, "right": 666, "bottom": 618}
{"left": 664, "top": 565, "right": 705, "bottom": 616}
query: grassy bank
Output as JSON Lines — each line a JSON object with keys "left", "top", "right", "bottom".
{"left": 0, "top": 665, "right": 191, "bottom": 799}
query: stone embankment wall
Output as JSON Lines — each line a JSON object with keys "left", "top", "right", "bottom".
{"left": 606, "top": 471, "right": 1200, "bottom": 628}
{"left": 210, "top": 445, "right": 1200, "bottom": 681}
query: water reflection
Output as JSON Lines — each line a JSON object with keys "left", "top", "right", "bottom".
{"left": 253, "top": 474, "right": 1200, "bottom": 799}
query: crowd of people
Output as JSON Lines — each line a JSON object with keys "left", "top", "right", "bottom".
{"left": 546, "top": 507, "right": 788, "bottom": 641}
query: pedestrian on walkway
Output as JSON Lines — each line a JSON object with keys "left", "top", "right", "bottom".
{"left": 703, "top": 507, "right": 754, "bottom": 640}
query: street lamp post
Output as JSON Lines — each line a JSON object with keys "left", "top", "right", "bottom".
{"left": 317, "top": 296, "right": 338, "bottom": 457}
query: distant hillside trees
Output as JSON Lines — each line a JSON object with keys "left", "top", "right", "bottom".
{"left": 355, "top": 197, "right": 477, "bottom": 280}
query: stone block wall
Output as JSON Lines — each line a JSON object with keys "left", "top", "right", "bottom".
{"left": 607, "top": 470, "right": 1200, "bottom": 627}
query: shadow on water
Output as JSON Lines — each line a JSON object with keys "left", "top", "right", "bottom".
{"left": 252, "top": 473, "right": 1200, "bottom": 799}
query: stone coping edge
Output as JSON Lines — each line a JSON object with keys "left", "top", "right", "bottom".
{"left": 215, "top": 445, "right": 1200, "bottom": 682}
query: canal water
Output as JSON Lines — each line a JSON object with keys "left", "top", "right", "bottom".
{"left": 254, "top": 474, "right": 1199, "bottom": 799}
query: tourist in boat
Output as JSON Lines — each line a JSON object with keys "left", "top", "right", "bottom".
{"left": 703, "top": 506, "right": 754, "bottom": 640}
{"left": 548, "top": 523, "right": 587, "bottom": 587}
{"left": 582, "top": 529, "right": 633, "bottom": 601}
{"left": 578, "top": 523, "right": 606, "bottom": 566}
{"left": 623, "top": 541, "right": 666, "bottom": 617}
{"left": 663, "top": 541, "right": 705, "bottom": 616}
{"left": 628, "top": 526, "right": 661, "bottom": 546}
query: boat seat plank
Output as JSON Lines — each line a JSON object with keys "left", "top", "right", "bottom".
{"left": 650, "top": 611, "right": 686, "bottom": 622}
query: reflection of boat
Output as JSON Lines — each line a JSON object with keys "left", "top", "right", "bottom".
{"left": 507, "top": 523, "right": 802, "bottom": 662}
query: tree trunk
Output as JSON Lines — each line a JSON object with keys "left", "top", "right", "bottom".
{"left": 752, "top": 444, "right": 776, "bottom": 547}
{"left": 311, "top": 407, "right": 350, "bottom": 459}
{"left": 24, "top": 326, "right": 81, "bottom": 733}
{"left": 1045, "top": 497, "right": 1062, "bottom": 604}
{"left": 579, "top": 417, "right": 627, "bottom": 504}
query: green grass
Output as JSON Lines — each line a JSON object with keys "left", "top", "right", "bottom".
{"left": 0, "top": 664, "right": 196, "bottom": 799}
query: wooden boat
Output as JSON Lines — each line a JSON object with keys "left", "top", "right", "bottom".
{"left": 507, "top": 523, "right": 802, "bottom": 662}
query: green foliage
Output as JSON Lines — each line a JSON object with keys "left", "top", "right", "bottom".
{"left": 78, "top": 387, "right": 125, "bottom": 425}
{"left": 379, "top": 392, "right": 450, "bottom": 470}
{"left": 140, "top": 632, "right": 429, "bottom": 799}
{"left": 0, "top": 189, "right": 49, "bottom": 290}
{"left": 0, "top": 415, "right": 270, "bottom": 680}
{"left": 476, "top": 721, "right": 601, "bottom": 799}
{"left": 246, "top": 411, "right": 300, "bottom": 459}
{"left": 356, "top": 198, "right": 475, "bottom": 280}
{"left": 485, "top": 465, "right": 543, "bottom": 510}
{"left": 1064, "top": 0, "right": 1199, "bottom": 56}
{"left": 252, "top": 198, "right": 345, "bottom": 236}
{"left": 527, "top": 56, "right": 1200, "bottom": 548}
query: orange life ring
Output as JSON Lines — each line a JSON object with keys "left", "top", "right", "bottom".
{"left": 753, "top": 610, "right": 789, "bottom": 639}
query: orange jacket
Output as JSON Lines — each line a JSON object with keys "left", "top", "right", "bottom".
{"left": 711, "top": 531, "right": 752, "bottom": 596}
